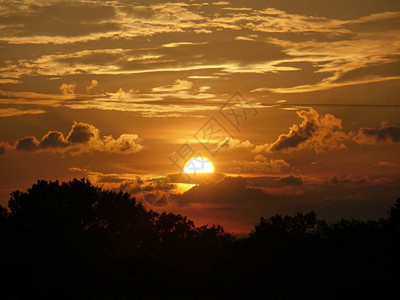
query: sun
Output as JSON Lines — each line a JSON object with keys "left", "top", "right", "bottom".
{"left": 183, "top": 157, "right": 215, "bottom": 174}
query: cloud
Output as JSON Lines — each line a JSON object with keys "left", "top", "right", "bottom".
{"left": 16, "top": 130, "right": 71, "bottom": 152}
{"left": 273, "top": 175, "right": 303, "bottom": 186}
{"left": 248, "top": 9, "right": 400, "bottom": 94}
{"left": 68, "top": 168, "right": 183, "bottom": 207}
{"left": 86, "top": 79, "right": 98, "bottom": 92}
{"left": 375, "top": 161, "right": 398, "bottom": 169}
{"left": 329, "top": 175, "right": 372, "bottom": 185}
{"left": 0, "top": 107, "right": 46, "bottom": 117}
{"left": 175, "top": 172, "right": 400, "bottom": 232}
{"left": 179, "top": 176, "right": 267, "bottom": 204}
{"left": 0, "top": 89, "right": 60, "bottom": 102}
{"left": 161, "top": 42, "right": 207, "bottom": 48}
{"left": 353, "top": 122, "right": 400, "bottom": 145}
{"left": 0, "top": 108, "right": 46, "bottom": 117}
{"left": 15, "top": 136, "right": 39, "bottom": 152}
{"left": 60, "top": 83, "right": 75, "bottom": 95}
{"left": 1, "top": 40, "right": 288, "bottom": 82}
{"left": 213, "top": 1, "right": 229, "bottom": 5}
{"left": 256, "top": 108, "right": 349, "bottom": 154}
{"left": 233, "top": 155, "right": 291, "bottom": 174}
{"left": 66, "top": 167, "right": 400, "bottom": 233}
{"left": 0, "top": 142, "right": 11, "bottom": 155}
{"left": 66, "top": 122, "right": 99, "bottom": 144}
{"left": 69, "top": 167, "right": 144, "bottom": 191}
{"left": 176, "top": 170, "right": 400, "bottom": 210}
{"left": 101, "top": 134, "right": 143, "bottom": 154}
{"left": 2, "top": 0, "right": 397, "bottom": 46}
{"left": 40, "top": 131, "right": 69, "bottom": 148}
{"left": 219, "top": 138, "right": 253, "bottom": 151}
{"left": 152, "top": 79, "right": 193, "bottom": 92}
{"left": 0, "top": 79, "right": 21, "bottom": 84}
{"left": 0, "top": 1, "right": 118, "bottom": 43}
{"left": 9, "top": 122, "right": 143, "bottom": 155}
{"left": 0, "top": 1, "right": 205, "bottom": 44}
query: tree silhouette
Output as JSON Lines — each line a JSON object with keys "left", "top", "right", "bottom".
{"left": 1, "top": 179, "right": 400, "bottom": 298}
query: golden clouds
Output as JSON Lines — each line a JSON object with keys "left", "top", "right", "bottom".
{"left": 0, "top": 1, "right": 205, "bottom": 44}
{"left": 60, "top": 83, "right": 75, "bottom": 96}
{"left": 219, "top": 138, "right": 253, "bottom": 151}
{"left": 152, "top": 79, "right": 193, "bottom": 92}
{"left": 86, "top": 80, "right": 98, "bottom": 92}
{"left": 233, "top": 155, "right": 291, "bottom": 174}
{"left": 0, "top": 108, "right": 46, "bottom": 117}
{"left": 256, "top": 108, "right": 349, "bottom": 154}
{"left": 6, "top": 122, "right": 143, "bottom": 155}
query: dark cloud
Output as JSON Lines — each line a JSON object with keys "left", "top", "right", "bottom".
{"left": 273, "top": 175, "right": 303, "bottom": 186}
{"left": 247, "top": 175, "right": 303, "bottom": 188}
{"left": 0, "top": 2, "right": 119, "bottom": 37}
{"left": 169, "top": 172, "right": 225, "bottom": 184}
{"left": 39, "top": 131, "right": 69, "bottom": 149}
{"left": 353, "top": 122, "right": 400, "bottom": 144}
{"left": 271, "top": 121, "right": 314, "bottom": 151}
{"left": 68, "top": 168, "right": 400, "bottom": 233}
{"left": 6, "top": 122, "right": 142, "bottom": 155}
{"left": 98, "top": 175, "right": 127, "bottom": 184}
{"left": 179, "top": 176, "right": 267, "bottom": 204}
{"left": 329, "top": 175, "right": 372, "bottom": 185}
{"left": 259, "top": 108, "right": 349, "bottom": 153}
{"left": 233, "top": 156, "right": 291, "bottom": 174}
{"left": 66, "top": 122, "right": 99, "bottom": 144}
{"left": 15, "top": 136, "right": 39, "bottom": 152}
{"left": 119, "top": 175, "right": 177, "bottom": 207}
{"left": 0, "top": 142, "right": 12, "bottom": 155}
{"left": 174, "top": 173, "right": 400, "bottom": 231}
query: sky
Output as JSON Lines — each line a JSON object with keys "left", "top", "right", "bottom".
{"left": 0, "top": 0, "right": 400, "bottom": 233}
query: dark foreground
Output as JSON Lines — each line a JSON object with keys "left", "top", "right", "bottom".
{"left": 1, "top": 179, "right": 400, "bottom": 299}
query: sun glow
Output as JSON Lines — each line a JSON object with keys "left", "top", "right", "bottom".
{"left": 183, "top": 157, "right": 215, "bottom": 174}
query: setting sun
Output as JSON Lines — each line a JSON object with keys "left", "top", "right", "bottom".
{"left": 183, "top": 157, "right": 215, "bottom": 174}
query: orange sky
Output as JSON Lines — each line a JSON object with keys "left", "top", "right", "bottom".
{"left": 1, "top": 0, "right": 400, "bottom": 233}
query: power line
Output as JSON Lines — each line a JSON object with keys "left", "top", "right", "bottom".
{"left": 270, "top": 103, "right": 400, "bottom": 108}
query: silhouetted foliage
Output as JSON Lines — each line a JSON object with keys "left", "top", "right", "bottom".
{"left": 1, "top": 179, "right": 400, "bottom": 299}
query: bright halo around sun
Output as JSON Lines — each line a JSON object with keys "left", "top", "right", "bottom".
{"left": 183, "top": 157, "right": 215, "bottom": 174}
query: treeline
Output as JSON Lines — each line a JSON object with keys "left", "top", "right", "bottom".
{"left": 1, "top": 179, "right": 399, "bottom": 299}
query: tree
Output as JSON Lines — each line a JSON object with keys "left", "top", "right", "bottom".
{"left": 251, "top": 211, "right": 328, "bottom": 241}
{"left": 1, "top": 178, "right": 399, "bottom": 298}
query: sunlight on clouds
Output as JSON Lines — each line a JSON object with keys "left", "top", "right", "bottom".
{"left": 254, "top": 108, "right": 349, "bottom": 154}
{"left": 0, "top": 108, "right": 46, "bottom": 117}
{"left": 232, "top": 155, "right": 291, "bottom": 174}
{"left": 60, "top": 83, "right": 76, "bottom": 96}
{"left": 152, "top": 79, "right": 193, "bottom": 92}
{"left": 86, "top": 79, "right": 98, "bottom": 92}
{"left": 3, "top": 122, "right": 144, "bottom": 155}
